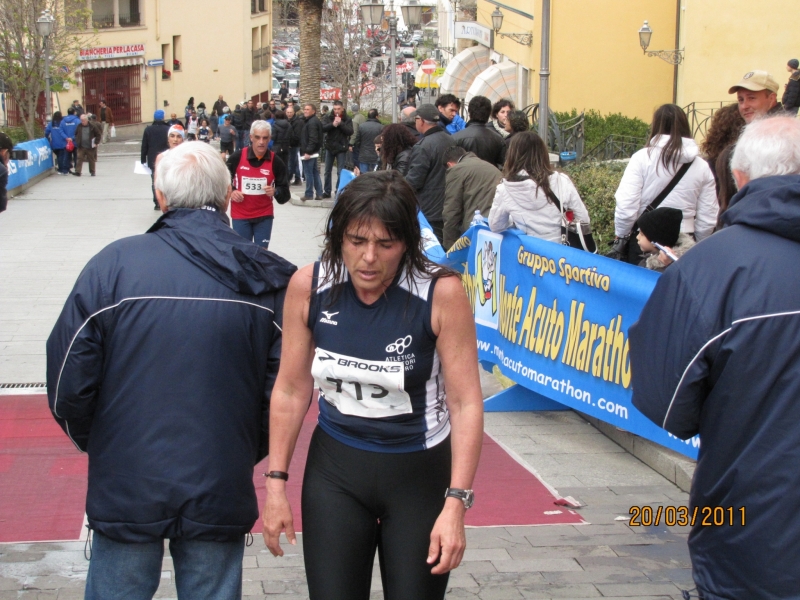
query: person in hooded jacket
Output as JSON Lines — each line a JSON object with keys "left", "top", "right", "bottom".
{"left": 630, "top": 115, "right": 800, "bottom": 600}
{"left": 613, "top": 104, "right": 718, "bottom": 263}
{"left": 141, "top": 110, "right": 171, "bottom": 209}
{"left": 489, "top": 131, "right": 590, "bottom": 243}
{"left": 61, "top": 108, "right": 81, "bottom": 173}
{"left": 270, "top": 110, "right": 292, "bottom": 172}
{"left": 45, "top": 111, "right": 70, "bottom": 175}
{"left": 46, "top": 141, "right": 296, "bottom": 600}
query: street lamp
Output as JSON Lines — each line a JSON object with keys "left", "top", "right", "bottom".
{"left": 361, "top": 0, "right": 426, "bottom": 123}
{"left": 638, "top": 20, "right": 684, "bottom": 65}
{"left": 490, "top": 7, "right": 532, "bottom": 46}
{"left": 36, "top": 9, "right": 56, "bottom": 122}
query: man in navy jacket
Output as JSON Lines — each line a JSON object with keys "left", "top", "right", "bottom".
{"left": 46, "top": 142, "right": 296, "bottom": 599}
{"left": 630, "top": 116, "right": 800, "bottom": 600}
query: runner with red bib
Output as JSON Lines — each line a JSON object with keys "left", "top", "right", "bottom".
{"left": 226, "top": 121, "right": 291, "bottom": 249}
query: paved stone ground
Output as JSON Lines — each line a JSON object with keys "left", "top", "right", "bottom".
{"left": 0, "top": 145, "right": 696, "bottom": 599}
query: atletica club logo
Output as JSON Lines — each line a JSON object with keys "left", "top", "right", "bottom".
{"left": 320, "top": 311, "right": 339, "bottom": 325}
{"left": 386, "top": 335, "right": 412, "bottom": 355}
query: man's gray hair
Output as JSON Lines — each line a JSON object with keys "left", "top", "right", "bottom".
{"left": 731, "top": 116, "right": 800, "bottom": 182}
{"left": 400, "top": 106, "right": 416, "bottom": 124}
{"left": 250, "top": 120, "right": 272, "bottom": 136}
{"left": 155, "top": 142, "right": 229, "bottom": 211}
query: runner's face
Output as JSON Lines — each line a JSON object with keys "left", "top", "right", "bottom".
{"left": 342, "top": 218, "right": 407, "bottom": 302}
{"left": 251, "top": 130, "right": 270, "bottom": 155}
{"left": 168, "top": 132, "right": 183, "bottom": 148}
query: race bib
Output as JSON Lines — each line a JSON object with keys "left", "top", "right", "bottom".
{"left": 241, "top": 176, "right": 267, "bottom": 195}
{"left": 312, "top": 348, "right": 411, "bottom": 418}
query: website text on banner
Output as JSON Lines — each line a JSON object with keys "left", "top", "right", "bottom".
{"left": 433, "top": 225, "right": 700, "bottom": 460}
{"left": 7, "top": 139, "right": 54, "bottom": 191}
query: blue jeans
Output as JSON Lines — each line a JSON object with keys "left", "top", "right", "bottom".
{"left": 232, "top": 216, "right": 273, "bottom": 249}
{"left": 303, "top": 157, "right": 323, "bottom": 198}
{"left": 324, "top": 151, "right": 348, "bottom": 196}
{"left": 85, "top": 531, "right": 245, "bottom": 600}
{"left": 358, "top": 162, "right": 377, "bottom": 174}
{"left": 287, "top": 147, "right": 302, "bottom": 182}
{"left": 54, "top": 149, "right": 70, "bottom": 173}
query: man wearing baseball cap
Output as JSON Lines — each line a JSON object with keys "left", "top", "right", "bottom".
{"left": 782, "top": 59, "right": 800, "bottom": 116}
{"left": 0, "top": 132, "right": 14, "bottom": 213}
{"left": 729, "top": 70, "right": 783, "bottom": 123}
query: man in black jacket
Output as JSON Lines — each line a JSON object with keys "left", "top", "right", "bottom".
{"left": 211, "top": 94, "right": 228, "bottom": 138}
{"left": 47, "top": 141, "right": 296, "bottom": 600}
{"left": 451, "top": 95, "right": 506, "bottom": 168}
{"left": 140, "top": 109, "right": 170, "bottom": 209}
{"left": 404, "top": 104, "right": 455, "bottom": 243}
{"left": 782, "top": 59, "right": 800, "bottom": 116}
{"left": 353, "top": 109, "right": 383, "bottom": 173}
{"left": 321, "top": 100, "right": 354, "bottom": 198}
{"left": 300, "top": 103, "right": 324, "bottom": 200}
{"left": 286, "top": 105, "right": 304, "bottom": 185}
{"left": 630, "top": 116, "right": 800, "bottom": 600}
{"left": 232, "top": 104, "right": 247, "bottom": 151}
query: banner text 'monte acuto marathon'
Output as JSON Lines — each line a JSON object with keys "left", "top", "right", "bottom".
{"left": 439, "top": 225, "right": 700, "bottom": 460}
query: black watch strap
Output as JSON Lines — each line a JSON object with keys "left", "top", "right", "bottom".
{"left": 445, "top": 487, "right": 474, "bottom": 509}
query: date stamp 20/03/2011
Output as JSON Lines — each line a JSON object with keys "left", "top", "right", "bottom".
{"left": 628, "top": 505, "right": 746, "bottom": 527}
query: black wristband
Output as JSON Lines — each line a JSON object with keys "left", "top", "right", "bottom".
{"left": 264, "top": 470, "right": 289, "bottom": 481}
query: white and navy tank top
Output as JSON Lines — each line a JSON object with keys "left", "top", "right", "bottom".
{"left": 309, "top": 261, "right": 450, "bottom": 453}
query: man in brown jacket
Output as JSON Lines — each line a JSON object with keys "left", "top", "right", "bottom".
{"left": 99, "top": 101, "right": 115, "bottom": 143}
{"left": 72, "top": 114, "right": 102, "bottom": 176}
{"left": 442, "top": 146, "right": 502, "bottom": 249}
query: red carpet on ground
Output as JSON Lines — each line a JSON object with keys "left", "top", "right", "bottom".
{"left": 0, "top": 395, "right": 582, "bottom": 544}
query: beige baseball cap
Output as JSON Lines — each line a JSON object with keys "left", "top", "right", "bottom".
{"left": 728, "top": 70, "right": 779, "bottom": 95}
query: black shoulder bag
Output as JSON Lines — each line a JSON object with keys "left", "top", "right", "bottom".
{"left": 546, "top": 190, "right": 597, "bottom": 253}
{"left": 609, "top": 158, "right": 695, "bottom": 261}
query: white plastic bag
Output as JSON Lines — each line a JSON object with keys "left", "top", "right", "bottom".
{"left": 110, "top": 125, "right": 116, "bottom": 138}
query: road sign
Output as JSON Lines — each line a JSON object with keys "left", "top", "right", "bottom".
{"left": 421, "top": 59, "right": 437, "bottom": 75}
{"left": 434, "top": 67, "right": 446, "bottom": 77}
{"left": 146, "top": 59, "right": 165, "bottom": 67}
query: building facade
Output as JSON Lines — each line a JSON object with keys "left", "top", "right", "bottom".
{"left": 54, "top": 0, "right": 273, "bottom": 131}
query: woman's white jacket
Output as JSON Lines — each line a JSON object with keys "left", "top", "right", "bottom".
{"left": 488, "top": 172, "right": 590, "bottom": 243}
{"left": 614, "top": 135, "right": 718, "bottom": 241}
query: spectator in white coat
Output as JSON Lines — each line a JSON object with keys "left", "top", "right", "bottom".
{"left": 614, "top": 104, "right": 718, "bottom": 263}
{"left": 488, "top": 131, "right": 590, "bottom": 243}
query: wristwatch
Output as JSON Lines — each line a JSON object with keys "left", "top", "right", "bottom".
{"left": 445, "top": 487, "right": 474, "bottom": 510}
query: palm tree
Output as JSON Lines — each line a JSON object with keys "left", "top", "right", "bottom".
{"left": 298, "top": 0, "right": 323, "bottom": 108}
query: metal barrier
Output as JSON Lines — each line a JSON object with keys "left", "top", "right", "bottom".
{"left": 683, "top": 101, "right": 728, "bottom": 139}
{"left": 582, "top": 134, "right": 646, "bottom": 162}
{"left": 521, "top": 104, "right": 585, "bottom": 161}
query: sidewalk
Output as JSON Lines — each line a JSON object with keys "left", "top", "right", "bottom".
{"left": 0, "top": 154, "right": 695, "bottom": 599}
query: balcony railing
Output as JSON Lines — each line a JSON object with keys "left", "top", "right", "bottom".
{"left": 92, "top": 12, "right": 141, "bottom": 28}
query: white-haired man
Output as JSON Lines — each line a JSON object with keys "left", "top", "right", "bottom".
{"left": 46, "top": 141, "right": 296, "bottom": 600}
{"left": 225, "top": 120, "right": 290, "bottom": 249}
{"left": 629, "top": 116, "right": 800, "bottom": 599}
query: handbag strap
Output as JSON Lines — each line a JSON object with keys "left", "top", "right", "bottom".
{"left": 645, "top": 158, "right": 695, "bottom": 213}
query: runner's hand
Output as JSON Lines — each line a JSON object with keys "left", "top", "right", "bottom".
{"left": 263, "top": 184, "right": 275, "bottom": 197}
{"left": 231, "top": 190, "right": 245, "bottom": 203}
{"left": 262, "top": 482, "right": 296, "bottom": 557}
{"left": 427, "top": 499, "right": 466, "bottom": 574}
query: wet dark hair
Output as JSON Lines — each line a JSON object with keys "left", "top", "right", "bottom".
{"left": 368, "top": 108, "right": 379, "bottom": 120}
{"left": 715, "top": 144, "right": 736, "bottom": 230}
{"left": 701, "top": 103, "right": 745, "bottom": 166}
{"left": 491, "top": 99, "right": 515, "bottom": 119}
{"left": 436, "top": 94, "right": 460, "bottom": 109}
{"left": 320, "top": 170, "right": 454, "bottom": 297}
{"left": 506, "top": 110, "right": 530, "bottom": 134}
{"left": 379, "top": 123, "right": 418, "bottom": 169}
{"left": 647, "top": 104, "right": 692, "bottom": 174}
{"left": 503, "top": 131, "right": 555, "bottom": 201}
{"left": 467, "top": 96, "right": 492, "bottom": 123}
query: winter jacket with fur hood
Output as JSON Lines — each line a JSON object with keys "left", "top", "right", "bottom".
{"left": 614, "top": 135, "right": 718, "bottom": 241}
{"left": 488, "top": 171, "right": 590, "bottom": 244}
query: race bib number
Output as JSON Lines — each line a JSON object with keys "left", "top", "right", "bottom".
{"left": 312, "top": 348, "right": 411, "bottom": 418}
{"left": 241, "top": 176, "right": 267, "bottom": 195}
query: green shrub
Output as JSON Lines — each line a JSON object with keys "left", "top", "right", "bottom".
{"left": 0, "top": 126, "right": 36, "bottom": 144}
{"left": 565, "top": 161, "right": 627, "bottom": 250}
{"left": 552, "top": 109, "right": 649, "bottom": 151}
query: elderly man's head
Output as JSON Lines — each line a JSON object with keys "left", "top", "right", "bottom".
{"left": 155, "top": 142, "right": 231, "bottom": 212}
{"left": 730, "top": 116, "right": 800, "bottom": 189}
{"left": 286, "top": 105, "right": 295, "bottom": 119}
{"left": 80, "top": 114, "right": 89, "bottom": 124}
{"left": 400, "top": 106, "right": 417, "bottom": 123}
{"left": 729, "top": 71, "right": 779, "bottom": 124}
{"left": 250, "top": 121, "right": 272, "bottom": 156}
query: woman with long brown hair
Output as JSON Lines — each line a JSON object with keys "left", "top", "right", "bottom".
{"left": 378, "top": 123, "right": 418, "bottom": 175}
{"left": 700, "top": 103, "right": 745, "bottom": 190}
{"left": 614, "top": 104, "right": 718, "bottom": 263}
{"left": 488, "top": 131, "right": 590, "bottom": 242}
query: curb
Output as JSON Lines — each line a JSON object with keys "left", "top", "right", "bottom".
{"left": 580, "top": 412, "right": 696, "bottom": 492}
{"left": 8, "top": 170, "right": 52, "bottom": 198}
{"left": 289, "top": 194, "right": 334, "bottom": 209}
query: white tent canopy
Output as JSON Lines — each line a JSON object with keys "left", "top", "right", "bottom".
{"left": 466, "top": 61, "right": 518, "bottom": 105}
{"left": 438, "top": 45, "right": 491, "bottom": 98}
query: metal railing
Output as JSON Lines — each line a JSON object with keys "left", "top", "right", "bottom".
{"left": 523, "top": 104, "right": 586, "bottom": 160}
{"left": 684, "top": 101, "right": 728, "bottom": 139}
{"left": 582, "top": 134, "right": 646, "bottom": 162}
{"left": 92, "top": 12, "right": 141, "bottom": 28}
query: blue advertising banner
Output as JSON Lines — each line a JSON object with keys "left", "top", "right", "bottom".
{"left": 432, "top": 225, "right": 700, "bottom": 460}
{"left": 7, "top": 138, "right": 54, "bottom": 191}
